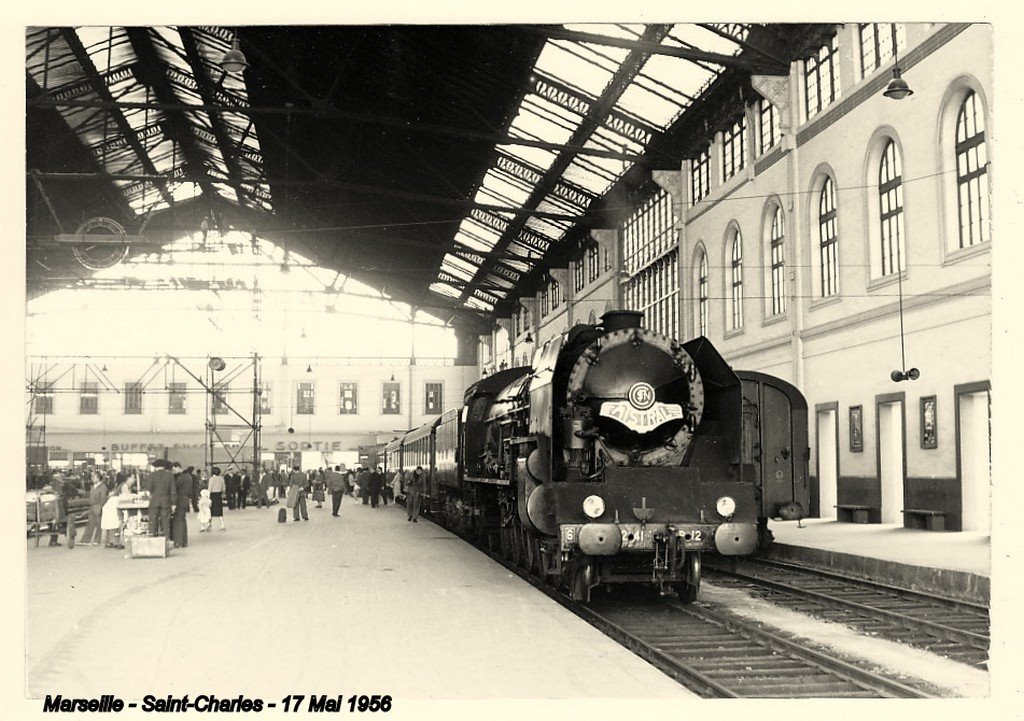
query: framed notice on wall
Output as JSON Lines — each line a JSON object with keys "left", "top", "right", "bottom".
{"left": 849, "top": 405, "right": 863, "bottom": 452}
{"left": 920, "top": 395, "right": 938, "bottom": 449}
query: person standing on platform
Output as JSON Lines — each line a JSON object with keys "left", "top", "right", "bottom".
{"left": 357, "top": 467, "right": 370, "bottom": 505}
{"left": 240, "top": 469, "right": 251, "bottom": 510}
{"left": 254, "top": 468, "right": 269, "bottom": 509}
{"left": 81, "top": 471, "right": 108, "bottom": 546}
{"left": 207, "top": 466, "right": 226, "bottom": 531}
{"left": 188, "top": 466, "right": 200, "bottom": 512}
{"left": 47, "top": 474, "right": 77, "bottom": 547}
{"left": 147, "top": 460, "right": 175, "bottom": 539}
{"left": 224, "top": 468, "right": 238, "bottom": 510}
{"left": 391, "top": 469, "right": 404, "bottom": 505}
{"left": 368, "top": 467, "right": 385, "bottom": 507}
{"left": 288, "top": 465, "right": 309, "bottom": 522}
{"left": 327, "top": 465, "right": 345, "bottom": 517}
{"left": 171, "top": 463, "right": 192, "bottom": 548}
{"left": 377, "top": 467, "right": 390, "bottom": 506}
{"left": 276, "top": 468, "right": 286, "bottom": 499}
{"left": 100, "top": 482, "right": 122, "bottom": 548}
{"left": 406, "top": 466, "right": 424, "bottom": 522}
{"left": 196, "top": 489, "right": 212, "bottom": 532}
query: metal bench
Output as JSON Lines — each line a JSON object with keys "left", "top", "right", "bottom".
{"left": 835, "top": 504, "right": 873, "bottom": 523}
{"left": 901, "top": 508, "right": 948, "bottom": 531}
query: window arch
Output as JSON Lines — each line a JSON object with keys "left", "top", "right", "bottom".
{"left": 768, "top": 206, "right": 786, "bottom": 315}
{"left": 727, "top": 229, "right": 744, "bottom": 330}
{"left": 878, "top": 139, "right": 905, "bottom": 276}
{"left": 955, "top": 90, "right": 990, "bottom": 248}
{"left": 818, "top": 177, "right": 839, "bottom": 297}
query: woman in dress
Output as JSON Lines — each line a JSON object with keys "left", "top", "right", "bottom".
{"left": 207, "top": 466, "right": 226, "bottom": 531}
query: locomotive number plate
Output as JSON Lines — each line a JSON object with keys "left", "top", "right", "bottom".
{"left": 599, "top": 400, "right": 684, "bottom": 434}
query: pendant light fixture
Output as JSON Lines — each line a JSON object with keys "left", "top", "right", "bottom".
{"left": 883, "top": 43, "right": 913, "bottom": 100}
{"left": 220, "top": 32, "right": 249, "bottom": 75}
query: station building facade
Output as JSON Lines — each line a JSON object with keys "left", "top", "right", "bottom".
{"left": 480, "top": 23, "right": 992, "bottom": 532}
{"left": 27, "top": 355, "right": 479, "bottom": 471}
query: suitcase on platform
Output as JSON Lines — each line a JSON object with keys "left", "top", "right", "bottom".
{"left": 278, "top": 508, "right": 287, "bottom": 523}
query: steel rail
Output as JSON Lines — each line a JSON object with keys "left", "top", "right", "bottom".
{"left": 430, "top": 514, "right": 936, "bottom": 698}
{"left": 706, "top": 565, "right": 988, "bottom": 651}
{"left": 749, "top": 557, "right": 990, "bottom": 612}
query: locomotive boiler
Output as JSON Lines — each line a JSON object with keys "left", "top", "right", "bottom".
{"left": 388, "top": 311, "right": 806, "bottom": 603}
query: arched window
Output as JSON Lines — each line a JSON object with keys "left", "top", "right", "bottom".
{"left": 769, "top": 207, "right": 786, "bottom": 314}
{"left": 697, "top": 250, "right": 708, "bottom": 337}
{"left": 879, "top": 140, "right": 905, "bottom": 276}
{"left": 818, "top": 177, "right": 839, "bottom": 297}
{"left": 956, "top": 91, "right": 990, "bottom": 248}
{"left": 729, "top": 231, "right": 744, "bottom": 330}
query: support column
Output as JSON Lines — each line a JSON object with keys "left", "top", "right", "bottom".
{"left": 453, "top": 327, "right": 479, "bottom": 367}
{"left": 653, "top": 170, "right": 685, "bottom": 339}
{"left": 493, "top": 315, "right": 513, "bottom": 371}
{"left": 591, "top": 229, "right": 621, "bottom": 312}
{"left": 549, "top": 266, "right": 571, "bottom": 327}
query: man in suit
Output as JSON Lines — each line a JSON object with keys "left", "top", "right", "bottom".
{"left": 170, "top": 463, "right": 192, "bottom": 548}
{"left": 358, "top": 467, "right": 370, "bottom": 505}
{"left": 288, "top": 465, "right": 309, "bottom": 522}
{"left": 326, "top": 465, "right": 345, "bottom": 517}
{"left": 240, "top": 470, "right": 251, "bottom": 509}
{"left": 406, "top": 466, "right": 424, "bottom": 522}
{"left": 80, "top": 471, "right": 109, "bottom": 546}
{"left": 254, "top": 467, "right": 269, "bottom": 508}
{"left": 147, "top": 459, "right": 175, "bottom": 538}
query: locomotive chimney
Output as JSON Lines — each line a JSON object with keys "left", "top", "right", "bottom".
{"left": 601, "top": 310, "right": 643, "bottom": 332}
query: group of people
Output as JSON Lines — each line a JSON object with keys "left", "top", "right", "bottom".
{"left": 33, "top": 459, "right": 431, "bottom": 549}
{"left": 281, "top": 464, "right": 426, "bottom": 524}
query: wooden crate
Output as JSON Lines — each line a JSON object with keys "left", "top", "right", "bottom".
{"left": 129, "top": 536, "right": 170, "bottom": 558}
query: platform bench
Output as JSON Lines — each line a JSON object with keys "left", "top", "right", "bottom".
{"left": 902, "top": 509, "right": 948, "bottom": 531}
{"left": 835, "top": 504, "right": 873, "bottom": 524}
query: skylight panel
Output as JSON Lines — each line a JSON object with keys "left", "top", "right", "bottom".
{"left": 615, "top": 79, "right": 685, "bottom": 129}
{"left": 465, "top": 297, "right": 493, "bottom": 311}
{"left": 532, "top": 42, "right": 614, "bottom": 97}
{"left": 497, "top": 144, "right": 558, "bottom": 175}
{"left": 478, "top": 171, "right": 532, "bottom": 206}
{"left": 509, "top": 103, "right": 575, "bottom": 147}
{"left": 441, "top": 254, "right": 477, "bottom": 280}
{"left": 429, "top": 283, "right": 461, "bottom": 299}
{"left": 670, "top": 24, "right": 747, "bottom": 56}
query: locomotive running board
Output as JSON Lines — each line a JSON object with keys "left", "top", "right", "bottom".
{"left": 464, "top": 476, "right": 511, "bottom": 486}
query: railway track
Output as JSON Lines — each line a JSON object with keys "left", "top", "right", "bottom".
{"left": 438, "top": 518, "right": 937, "bottom": 698}
{"left": 704, "top": 558, "right": 989, "bottom": 669}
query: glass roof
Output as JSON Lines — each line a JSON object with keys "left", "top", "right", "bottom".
{"left": 431, "top": 23, "right": 749, "bottom": 312}
{"left": 26, "top": 26, "right": 272, "bottom": 220}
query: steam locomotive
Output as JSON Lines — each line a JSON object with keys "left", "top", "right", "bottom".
{"left": 385, "top": 311, "right": 808, "bottom": 603}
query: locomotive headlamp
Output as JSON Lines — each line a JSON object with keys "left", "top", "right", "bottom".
{"left": 582, "top": 495, "right": 606, "bottom": 519}
{"left": 716, "top": 496, "right": 737, "bottom": 518}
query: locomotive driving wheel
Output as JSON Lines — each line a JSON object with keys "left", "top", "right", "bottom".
{"left": 673, "top": 552, "right": 701, "bottom": 604}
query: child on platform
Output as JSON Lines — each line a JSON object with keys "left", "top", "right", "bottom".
{"left": 197, "top": 489, "right": 212, "bottom": 532}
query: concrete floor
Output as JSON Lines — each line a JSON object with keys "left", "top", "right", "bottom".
{"left": 769, "top": 518, "right": 991, "bottom": 577}
{"left": 25, "top": 497, "right": 693, "bottom": 701}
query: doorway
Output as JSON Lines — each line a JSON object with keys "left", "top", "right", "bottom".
{"left": 957, "top": 383, "right": 991, "bottom": 532}
{"left": 876, "top": 395, "right": 905, "bottom": 524}
{"left": 815, "top": 404, "right": 838, "bottom": 519}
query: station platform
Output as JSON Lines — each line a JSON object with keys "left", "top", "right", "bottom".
{"left": 23, "top": 496, "right": 693, "bottom": 703}
{"left": 763, "top": 518, "right": 990, "bottom": 605}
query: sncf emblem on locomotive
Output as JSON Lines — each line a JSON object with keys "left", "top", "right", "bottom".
{"left": 600, "top": 383, "right": 684, "bottom": 434}
{"left": 627, "top": 382, "right": 656, "bottom": 410}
